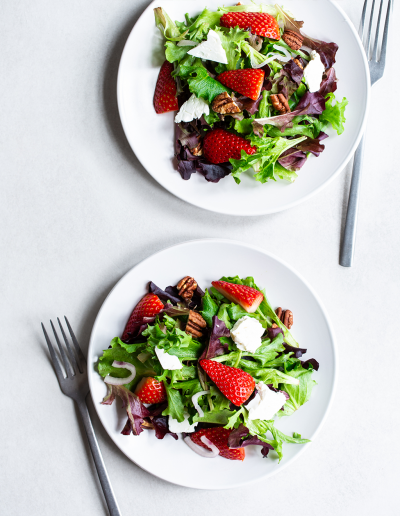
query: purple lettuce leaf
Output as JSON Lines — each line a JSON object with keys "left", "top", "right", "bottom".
{"left": 200, "top": 316, "right": 230, "bottom": 360}
{"left": 278, "top": 149, "right": 308, "bottom": 171}
{"left": 253, "top": 105, "right": 310, "bottom": 135}
{"left": 319, "top": 68, "right": 337, "bottom": 97}
{"left": 235, "top": 95, "right": 263, "bottom": 115}
{"left": 273, "top": 59, "right": 304, "bottom": 99}
{"left": 152, "top": 416, "right": 179, "bottom": 440}
{"left": 149, "top": 281, "right": 181, "bottom": 305}
{"left": 228, "top": 424, "right": 274, "bottom": 458}
{"left": 177, "top": 159, "right": 198, "bottom": 181}
{"left": 267, "top": 326, "right": 284, "bottom": 340}
{"left": 301, "top": 358, "right": 320, "bottom": 371}
{"left": 197, "top": 161, "right": 232, "bottom": 183}
{"left": 303, "top": 38, "right": 339, "bottom": 69}
{"left": 102, "top": 384, "right": 150, "bottom": 436}
{"left": 176, "top": 123, "right": 201, "bottom": 150}
{"left": 297, "top": 137, "right": 325, "bottom": 157}
{"left": 295, "top": 91, "right": 326, "bottom": 115}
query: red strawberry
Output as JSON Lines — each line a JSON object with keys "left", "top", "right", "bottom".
{"left": 122, "top": 293, "right": 164, "bottom": 341}
{"left": 203, "top": 129, "right": 256, "bottom": 164}
{"left": 212, "top": 281, "right": 264, "bottom": 313}
{"left": 153, "top": 60, "right": 179, "bottom": 114}
{"left": 200, "top": 359, "right": 255, "bottom": 406}
{"left": 135, "top": 377, "right": 167, "bottom": 404}
{"left": 220, "top": 12, "right": 280, "bottom": 40}
{"left": 190, "top": 427, "right": 245, "bottom": 461}
{"left": 217, "top": 69, "right": 265, "bottom": 101}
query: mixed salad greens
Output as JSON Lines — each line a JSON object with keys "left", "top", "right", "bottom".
{"left": 97, "top": 275, "right": 319, "bottom": 462}
{"left": 153, "top": 2, "right": 348, "bottom": 185}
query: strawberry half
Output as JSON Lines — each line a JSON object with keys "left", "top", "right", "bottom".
{"left": 217, "top": 69, "right": 265, "bottom": 101}
{"left": 190, "top": 427, "right": 245, "bottom": 461}
{"left": 122, "top": 293, "right": 164, "bottom": 341}
{"left": 200, "top": 359, "right": 255, "bottom": 406}
{"left": 203, "top": 129, "right": 256, "bottom": 164}
{"left": 153, "top": 60, "right": 179, "bottom": 114}
{"left": 212, "top": 281, "right": 264, "bottom": 313}
{"left": 220, "top": 12, "right": 280, "bottom": 40}
{"left": 135, "top": 377, "right": 167, "bottom": 404}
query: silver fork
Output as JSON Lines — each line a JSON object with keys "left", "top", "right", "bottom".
{"left": 42, "top": 317, "right": 121, "bottom": 516}
{"left": 339, "top": 0, "right": 392, "bottom": 267}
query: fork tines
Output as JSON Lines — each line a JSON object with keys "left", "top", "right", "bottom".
{"left": 42, "top": 317, "right": 86, "bottom": 380}
{"left": 360, "top": 0, "right": 392, "bottom": 62}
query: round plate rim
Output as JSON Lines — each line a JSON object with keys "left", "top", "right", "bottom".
{"left": 116, "top": 0, "right": 371, "bottom": 216}
{"left": 88, "top": 238, "right": 338, "bottom": 489}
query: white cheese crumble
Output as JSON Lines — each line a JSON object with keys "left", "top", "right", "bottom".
{"left": 230, "top": 316, "right": 265, "bottom": 353}
{"left": 174, "top": 93, "right": 210, "bottom": 123}
{"left": 246, "top": 382, "right": 287, "bottom": 421}
{"left": 168, "top": 411, "right": 198, "bottom": 433}
{"left": 187, "top": 29, "right": 228, "bottom": 64}
{"left": 155, "top": 346, "right": 182, "bottom": 370}
{"left": 303, "top": 50, "right": 325, "bottom": 93}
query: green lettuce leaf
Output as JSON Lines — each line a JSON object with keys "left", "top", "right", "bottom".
{"left": 201, "top": 288, "right": 219, "bottom": 326}
{"left": 97, "top": 338, "right": 156, "bottom": 390}
{"left": 154, "top": 7, "right": 185, "bottom": 41}
{"left": 319, "top": 93, "right": 348, "bottom": 135}
{"left": 214, "top": 27, "right": 249, "bottom": 71}
{"left": 162, "top": 381, "right": 185, "bottom": 422}
{"left": 165, "top": 41, "right": 190, "bottom": 63}
{"left": 187, "top": 66, "right": 228, "bottom": 103}
{"left": 186, "top": 8, "right": 222, "bottom": 42}
{"left": 280, "top": 362, "right": 317, "bottom": 416}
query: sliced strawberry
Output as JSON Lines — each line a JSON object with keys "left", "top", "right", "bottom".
{"left": 220, "top": 12, "right": 280, "bottom": 40}
{"left": 217, "top": 69, "right": 265, "bottom": 101}
{"left": 190, "top": 427, "right": 245, "bottom": 461}
{"left": 122, "top": 293, "right": 164, "bottom": 341}
{"left": 153, "top": 60, "right": 179, "bottom": 114}
{"left": 134, "top": 377, "right": 167, "bottom": 404}
{"left": 211, "top": 281, "right": 264, "bottom": 313}
{"left": 200, "top": 359, "right": 255, "bottom": 406}
{"left": 203, "top": 129, "right": 256, "bottom": 164}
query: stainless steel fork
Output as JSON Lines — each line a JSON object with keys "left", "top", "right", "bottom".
{"left": 339, "top": 0, "right": 392, "bottom": 267}
{"left": 42, "top": 317, "right": 121, "bottom": 516}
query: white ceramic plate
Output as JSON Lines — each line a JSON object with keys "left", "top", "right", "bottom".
{"left": 117, "top": 0, "right": 369, "bottom": 216}
{"left": 88, "top": 239, "right": 337, "bottom": 489}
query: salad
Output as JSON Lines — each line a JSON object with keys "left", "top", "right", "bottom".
{"left": 152, "top": 2, "right": 348, "bottom": 185}
{"left": 97, "top": 275, "right": 319, "bottom": 462}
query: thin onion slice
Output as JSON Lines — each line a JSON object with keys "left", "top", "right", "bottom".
{"left": 183, "top": 436, "right": 219, "bottom": 458}
{"left": 191, "top": 390, "right": 209, "bottom": 418}
{"left": 273, "top": 43, "right": 292, "bottom": 60}
{"left": 177, "top": 39, "right": 197, "bottom": 47}
{"left": 104, "top": 361, "right": 136, "bottom": 386}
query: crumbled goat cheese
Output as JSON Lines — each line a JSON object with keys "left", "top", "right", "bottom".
{"left": 155, "top": 346, "right": 182, "bottom": 370}
{"left": 246, "top": 382, "right": 288, "bottom": 421}
{"left": 187, "top": 29, "right": 228, "bottom": 64}
{"left": 230, "top": 316, "right": 265, "bottom": 353}
{"left": 175, "top": 93, "right": 210, "bottom": 123}
{"left": 303, "top": 50, "right": 325, "bottom": 93}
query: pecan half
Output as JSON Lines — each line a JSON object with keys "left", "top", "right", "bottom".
{"left": 190, "top": 142, "right": 203, "bottom": 156}
{"left": 271, "top": 94, "right": 291, "bottom": 114}
{"left": 275, "top": 307, "right": 293, "bottom": 329}
{"left": 294, "top": 58, "right": 303, "bottom": 70}
{"left": 177, "top": 276, "right": 198, "bottom": 300}
{"left": 211, "top": 92, "right": 241, "bottom": 114}
{"left": 186, "top": 310, "right": 207, "bottom": 338}
{"left": 282, "top": 30, "right": 304, "bottom": 51}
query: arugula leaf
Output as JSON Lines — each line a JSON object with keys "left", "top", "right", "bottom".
{"left": 187, "top": 66, "right": 228, "bottom": 103}
{"left": 214, "top": 27, "right": 249, "bottom": 70}
{"left": 162, "top": 381, "right": 185, "bottom": 422}
{"left": 201, "top": 288, "right": 219, "bottom": 326}
{"left": 258, "top": 90, "right": 272, "bottom": 118}
{"left": 319, "top": 93, "right": 348, "bottom": 135}
{"left": 280, "top": 362, "right": 317, "bottom": 417}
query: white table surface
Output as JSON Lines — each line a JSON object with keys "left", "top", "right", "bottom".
{"left": 1, "top": 1, "right": 398, "bottom": 514}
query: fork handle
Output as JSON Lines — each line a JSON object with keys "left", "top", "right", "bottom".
{"left": 339, "top": 135, "right": 366, "bottom": 267}
{"left": 77, "top": 400, "right": 121, "bottom": 516}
